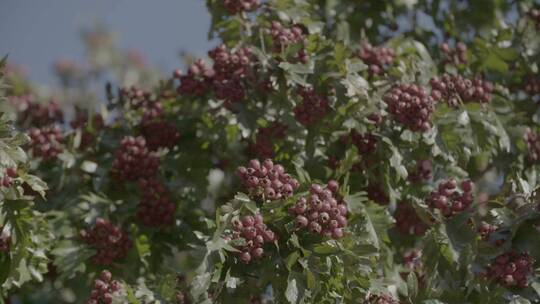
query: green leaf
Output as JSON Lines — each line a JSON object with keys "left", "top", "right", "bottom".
{"left": 286, "top": 251, "right": 301, "bottom": 271}
{"left": 407, "top": 271, "right": 418, "bottom": 298}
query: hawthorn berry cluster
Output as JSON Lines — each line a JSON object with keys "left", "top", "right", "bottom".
{"left": 8, "top": 95, "right": 63, "bottom": 127}
{"left": 356, "top": 43, "right": 395, "bottom": 76}
{"left": 86, "top": 270, "right": 123, "bottom": 304}
{"left": 0, "top": 168, "right": 17, "bottom": 188}
{"left": 140, "top": 104, "right": 180, "bottom": 151}
{"left": 208, "top": 44, "right": 254, "bottom": 105}
{"left": 111, "top": 136, "right": 160, "bottom": 182}
{"left": 394, "top": 201, "right": 427, "bottom": 235}
{"left": 364, "top": 294, "right": 399, "bottom": 304}
{"left": 136, "top": 179, "right": 176, "bottom": 227}
{"left": 174, "top": 59, "right": 214, "bottom": 97}
{"left": 249, "top": 122, "right": 287, "bottom": 159}
{"left": 485, "top": 251, "right": 534, "bottom": 289}
{"left": 478, "top": 221, "right": 498, "bottom": 241}
{"left": 236, "top": 159, "right": 299, "bottom": 200}
{"left": 426, "top": 179, "right": 474, "bottom": 217}
{"left": 174, "top": 44, "right": 256, "bottom": 107}
{"left": 28, "top": 125, "right": 63, "bottom": 161}
{"left": 383, "top": 84, "right": 435, "bottom": 132}
{"left": 293, "top": 88, "right": 330, "bottom": 126}
{"left": 268, "top": 21, "right": 305, "bottom": 52}
{"left": 80, "top": 218, "right": 132, "bottom": 265}
{"left": 139, "top": 99, "right": 163, "bottom": 123}
{"left": 140, "top": 119, "right": 180, "bottom": 151}
{"left": 221, "top": 0, "right": 260, "bottom": 15}
{"left": 430, "top": 74, "right": 493, "bottom": 106}
{"left": 0, "top": 229, "right": 10, "bottom": 252}
{"left": 439, "top": 42, "right": 467, "bottom": 66}
{"left": 230, "top": 214, "right": 276, "bottom": 263}
{"left": 408, "top": 159, "right": 432, "bottom": 183}
{"left": 119, "top": 86, "right": 152, "bottom": 108}
{"left": 349, "top": 130, "right": 378, "bottom": 156}
{"left": 119, "top": 86, "right": 180, "bottom": 150}
{"left": 524, "top": 128, "right": 540, "bottom": 161}
{"left": 289, "top": 180, "right": 348, "bottom": 239}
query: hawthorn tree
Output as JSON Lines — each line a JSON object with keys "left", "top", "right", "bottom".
{"left": 1, "top": 0, "right": 540, "bottom": 303}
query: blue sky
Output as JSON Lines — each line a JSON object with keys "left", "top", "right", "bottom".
{"left": 0, "top": 0, "right": 214, "bottom": 84}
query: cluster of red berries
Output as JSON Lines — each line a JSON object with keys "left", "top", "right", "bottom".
{"left": 477, "top": 221, "right": 498, "bottom": 241}
{"left": 0, "top": 168, "right": 17, "bottom": 188}
{"left": 293, "top": 88, "right": 330, "bottom": 126}
{"left": 119, "top": 87, "right": 181, "bottom": 150}
{"left": 528, "top": 8, "right": 540, "bottom": 29}
{"left": 86, "top": 270, "right": 123, "bottom": 304}
{"left": 119, "top": 86, "right": 152, "bottom": 108}
{"left": 9, "top": 95, "right": 64, "bottom": 127}
{"left": 249, "top": 121, "right": 287, "bottom": 158}
{"left": 485, "top": 251, "right": 534, "bottom": 289}
{"left": 209, "top": 44, "right": 254, "bottom": 105}
{"left": 209, "top": 44, "right": 253, "bottom": 80}
{"left": 426, "top": 179, "right": 474, "bottom": 217}
{"left": 221, "top": 0, "right": 260, "bottom": 15}
{"left": 28, "top": 125, "right": 63, "bottom": 161}
{"left": 430, "top": 74, "right": 493, "bottom": 106}
{"left": 139, "top": 100, "right": 164, "bottom": 123}
{"left": 408, "top": 159, "right": 432, "bottom": 183}
{"left": 0, "top": 229, "right": 10, "bottom": 252}
{"left": 140, "top": 103, "right": 180, "bottom": 151}
{"left": 249, "top": 122, "right": 287, "bottom": 159}
{"left": 174, "top": 59, "right": 215, "bottom": 97}
{"left": 174, "top": 44, "right": 256, "bottom": 107}
{"left": 268, "top": 21, "right": 305, "bottom": 52}
{"left": 136, "top": 179, "right": 176, "bottom": 227}
{"left": 112, "top": 136, "right": 160, "bottom": 182}
{"left": 230, "top": 214, "right": 276, "bottom": 263}
{"left": 70, "top": 108, "right": 105, "bottom": 148}
{"left": 524, "top": 76, "right": 540, "bottom": 99}
{"left": 439, "top": 42, "right": 467, "bottom": 66}
{"left": 349, "top": 130, "right": 378, "bottom": 156}
{"left": 356, "top": 43, "right": 395, "bottom": 76}
{"left": 236, "top": 159, "right": 299, "bottom": 201}
{"left": 383, "top": 84, "right": 435, "bottom": 132}
{"left": 288, "top": 181, "right": 348, "bottom": 239}
{"left": 140, "top": 119, "right": 180, "bottom": 151}
{"left": 81, "top": 218, "right": 132, "bottom": 265}
{"left": 524, "top": 128, "right": 540, "bottom": 161}
{"left": 366, "top": 184, "right": 389, "bottom": 205}
{"left": 364, "top": 294, "right": 399, "bottom": 304}
{"left": 394, "top": 201, "right": 427, "bottom": 235}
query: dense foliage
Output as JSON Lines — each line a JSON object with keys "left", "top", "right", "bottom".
{"left": 1, "top": 0, "right": 540, "bottom": 303}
